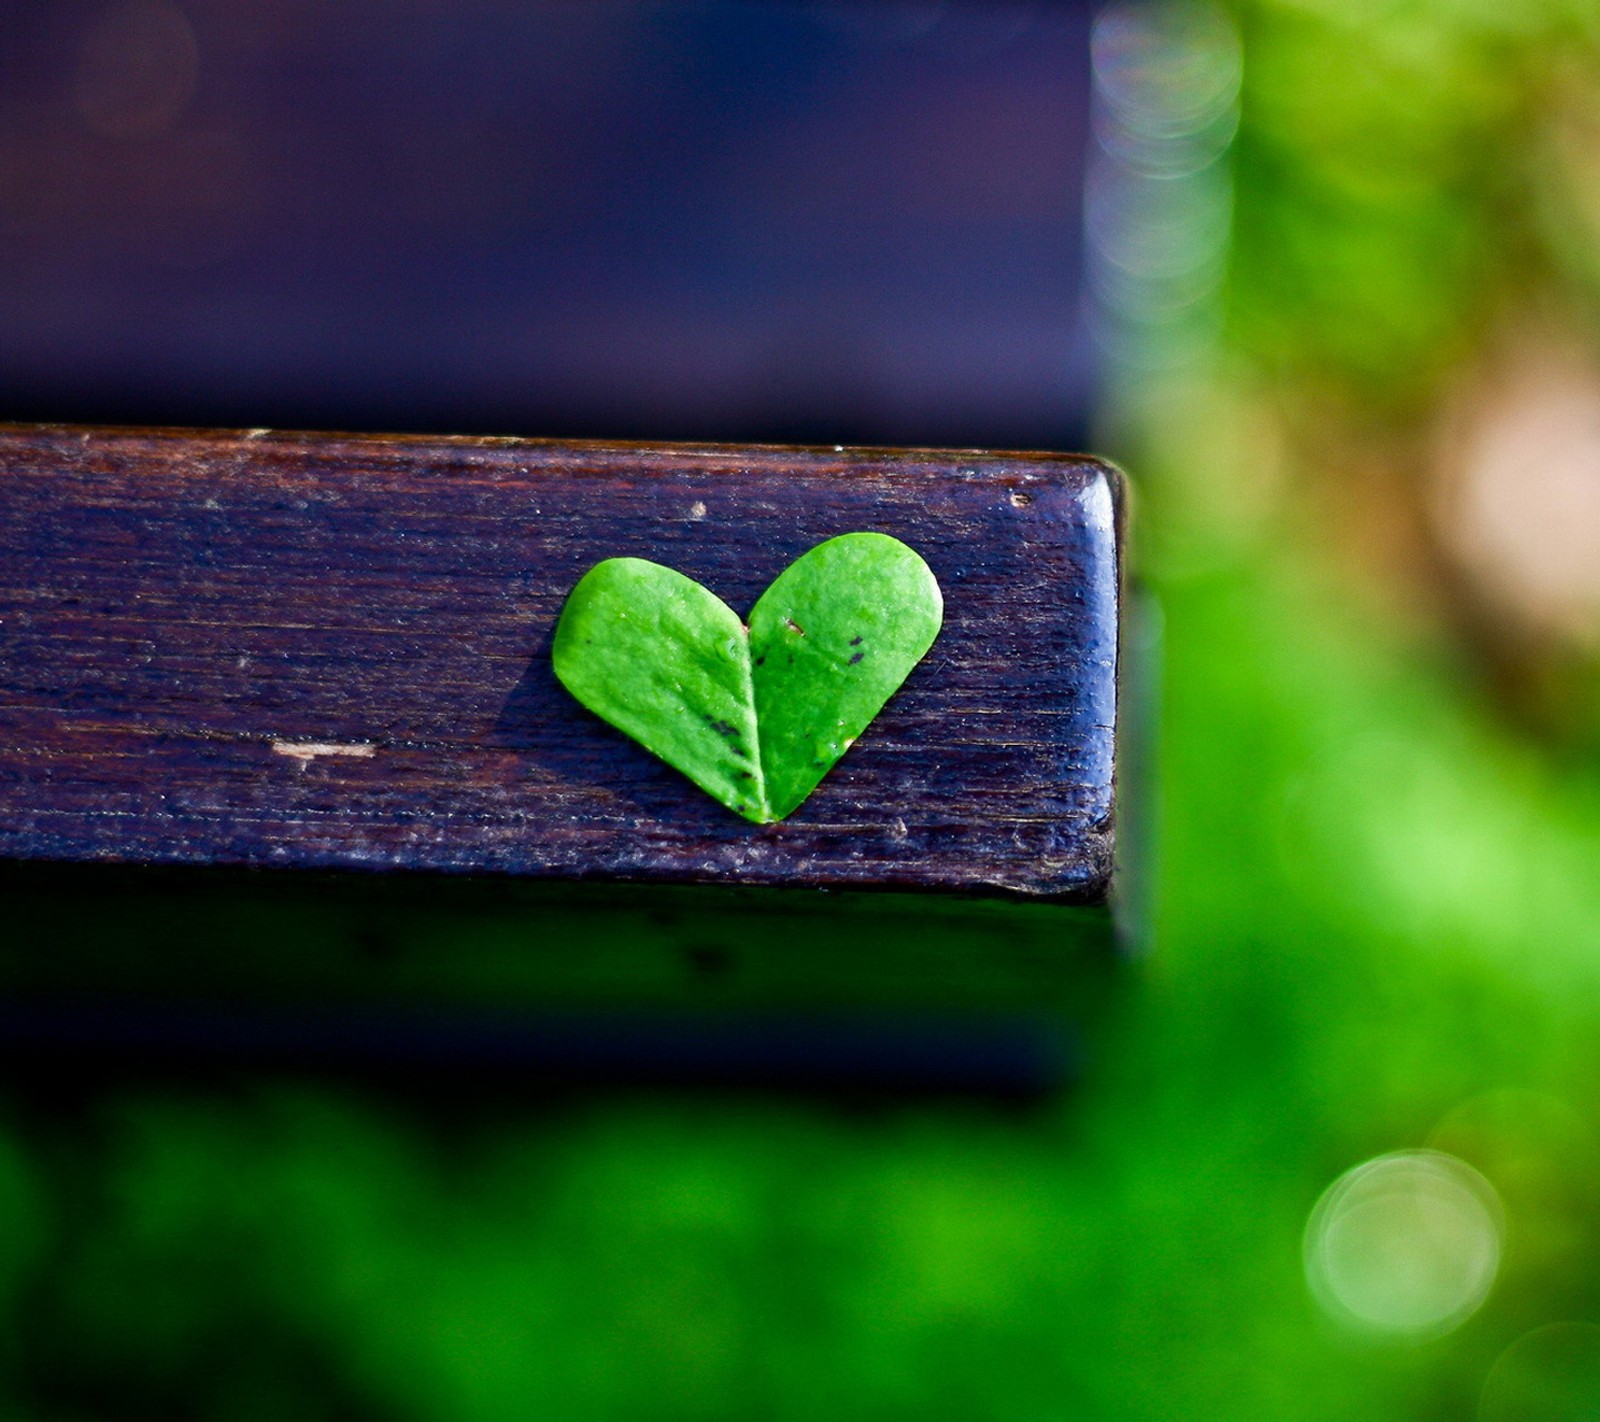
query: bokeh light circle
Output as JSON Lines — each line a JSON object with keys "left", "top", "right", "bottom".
{"left": 1304, "top": 1149, "right": 1503, "bottom": 1341}
{"left": 1090, "top": 1, "right": 1241, "bottom": 143}
{"left": 73, "top": 1, "right": 199, "bottom": 142}
{"left": 1479, "top": 1322, "right": 1600, "bottom": 1422}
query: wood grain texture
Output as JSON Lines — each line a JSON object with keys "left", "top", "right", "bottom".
{"left": 0, "top": 426, "right": 1121, "bottom": 901}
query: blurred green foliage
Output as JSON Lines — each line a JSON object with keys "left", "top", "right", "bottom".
{"left": 1231, "top": 0, "right": 1600, "bottom": 409}
{"left": 6, "top": 2, "right": 1600, "bottom": 1417}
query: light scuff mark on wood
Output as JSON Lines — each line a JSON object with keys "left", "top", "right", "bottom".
{"left": 271, "top": 741, "right": 377, "bottom": 762}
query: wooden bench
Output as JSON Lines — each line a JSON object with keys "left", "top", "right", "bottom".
{"left": 0, "top": 426, "right": 1131, "bottom": 1089}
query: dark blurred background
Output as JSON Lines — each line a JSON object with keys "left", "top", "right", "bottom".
{"left": 0, "top": 0, "right": 1094, "bottom": 446}
{"left": 5, "top": 1, "right": 1600, "bottom": 1418}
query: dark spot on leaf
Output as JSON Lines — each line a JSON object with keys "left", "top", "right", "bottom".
{"left": 849, "top": 636, "right": 863, "bottom": 646}
{"left": 787, "top": 653, "right": 795, "bottom": 664}
{"left": 783, "top": 617, "right": 805, "bottom": 636}
{"left": 736, "top": 770, "right": 753, "bottom": 780}
{"left": 754, "top": 656, "right": 765, "bottom": 666}
{"left": 848, "top": 651, "right": 864, "bottom": 664}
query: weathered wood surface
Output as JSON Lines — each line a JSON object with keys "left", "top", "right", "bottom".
{"left": 0, "top": 427, "right": 1121, "bottom": 901}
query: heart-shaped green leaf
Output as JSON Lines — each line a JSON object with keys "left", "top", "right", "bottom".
{"left": 551, "top": 533, "right": 942, "bottom": 823}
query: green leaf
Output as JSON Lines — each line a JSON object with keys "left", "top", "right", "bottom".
{"left": 550, "top": 558, "right": 767, "bottom": 821}
{"left": 749, "top": 533, "right": 944, "bottom": 820}
{"left": 551, "top": 534, "right": 943, "bottom": 823}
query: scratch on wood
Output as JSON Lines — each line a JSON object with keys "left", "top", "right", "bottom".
{"left": 271, "top": 741, "right": 377, "bottom": 763}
